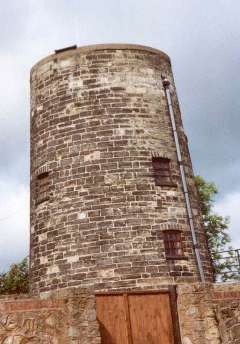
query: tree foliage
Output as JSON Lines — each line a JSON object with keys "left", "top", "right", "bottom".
{"left": 0, "top": 257, "right": 29, "bottom": 294}
{"left": 195, "top": 175, "right": 239, "bottom": 281}
{"left": 195, "top": 175, "right": 230, "bottom": 253}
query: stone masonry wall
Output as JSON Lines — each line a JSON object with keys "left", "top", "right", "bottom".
{"left": 213, "top": 283, "right": 240, "bottom": 344}
{"left": 0, "top": 288, "right": 100, "bottom": 344}
{"left": 30, "top": 44, "right": 212, "bottom": 293}
{"left": 177, "top": 282, "right": 240, "bottom": 344}
{"left": 0, "top": 282, "right": 238, "bottom": 343}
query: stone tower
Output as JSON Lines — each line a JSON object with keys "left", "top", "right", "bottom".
{"left": 30, "top": 44, "right": 212, "bottom": 294}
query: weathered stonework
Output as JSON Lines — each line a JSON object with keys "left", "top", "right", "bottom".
{"left": 0, "top": 288, "right": 100, "bottom": 344}
{"left": 213, "top": 283, "right": 240, "bottom": 344}
{"left": 178, "top": 283, "right": 221, "bottom": 344}
{"left": 177, "top": 282, "right": 240, "bottom": 344}
{"left": 30, "top": 44, "right": 213, "bottom": 294}
{"left": 0, "top": 283, "right": 239, "bottom": 343}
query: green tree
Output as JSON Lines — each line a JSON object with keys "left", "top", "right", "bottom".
{"left": 195, "top": 175, "right": 239, "bottom": 281}
{"left": 0, "top": 257, "right": 29, "bottom": 294}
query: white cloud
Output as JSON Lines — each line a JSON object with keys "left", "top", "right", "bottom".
{"left": 0, "top": 180, "right": 29, "bottom": 271}
{"left": 214, "top": 192, "right": 240, "bottom": 249}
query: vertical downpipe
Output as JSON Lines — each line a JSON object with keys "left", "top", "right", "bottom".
{"left": 162, "top": 77, "right": 205, "bottom": 282}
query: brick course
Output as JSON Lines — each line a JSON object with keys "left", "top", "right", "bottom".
{"left": 30, "top": 44, "right": 213, "bottom": 294}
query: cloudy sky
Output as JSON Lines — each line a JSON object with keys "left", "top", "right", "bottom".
{"left": 0, "top": 0, "right": 239, "bottom": 270}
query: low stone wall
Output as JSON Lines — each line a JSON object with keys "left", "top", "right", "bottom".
{"left": 213, "top": 283, "right": 240, "bottom": 344}
{"left": 0, "top": 283, "right": 239, "bottom": 343}
{"left": 177, "top": 282, "right": 240, "bottom": 344}
{"left": 177, "top": 283, "right": 220, "bottom": 344}
{"left": 0, "top": 288, "right": 100, "bottom": 344}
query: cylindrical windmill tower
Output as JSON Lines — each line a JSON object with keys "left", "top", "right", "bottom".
{"left": 30, "top": 44, "right": 213, "bottom": 294}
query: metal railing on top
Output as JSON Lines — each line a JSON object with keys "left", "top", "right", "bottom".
{"left": 214, "top": 248, "right": 240, "bottom": 282}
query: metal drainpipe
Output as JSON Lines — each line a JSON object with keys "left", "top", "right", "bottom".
{"left": 162, "top": 77, "right": 205, "bottom": 283}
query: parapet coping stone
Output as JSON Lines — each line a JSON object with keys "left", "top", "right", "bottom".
{"left": 31, "top": 43, "right": 171, "bottom": 74}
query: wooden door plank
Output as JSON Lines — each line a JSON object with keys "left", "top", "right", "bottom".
{"left": 128, "top": 293, "right": 175, "bottom": 344}
{"left": 124, "top": 294, "right": 133, "bottom": 344}
{"left": 96, "top": 294, "right": 130, "bottom": 344}
{"left": 169, "top": 286, "right": 182, "bottom": 344}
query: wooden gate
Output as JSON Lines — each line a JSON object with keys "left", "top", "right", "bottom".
{"left": 96, "top": 290, "right": 180, "bottom": 344}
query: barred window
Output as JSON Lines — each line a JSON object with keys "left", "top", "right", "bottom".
{"left": 152, "top": 157, "right": 174, "bottom": 186}
{"left": 163, "top": 230, "right": 184, "bottom": 258}
{"left": 36, "top": 172, "right": 50, "bottom": 205}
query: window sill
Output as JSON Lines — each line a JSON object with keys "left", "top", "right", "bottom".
{"left": 155, "top": 182, "right": 177, "bottom": 187}
{"left": 166, "top": 256, "right": 188, "bottom": 261}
